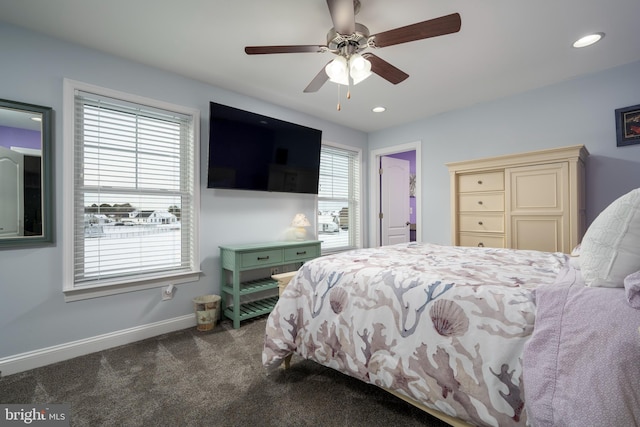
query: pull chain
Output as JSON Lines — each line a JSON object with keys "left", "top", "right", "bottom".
{"left": 337, "top": 83, "right": 352, "bottom": 111}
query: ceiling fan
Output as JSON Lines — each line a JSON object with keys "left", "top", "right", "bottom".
{"left": 245, "top": 0, "right": 461, "bottom": 93}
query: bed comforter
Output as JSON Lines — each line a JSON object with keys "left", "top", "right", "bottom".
{"left": 263, "top": 242, "right": 567, "bottom": 426}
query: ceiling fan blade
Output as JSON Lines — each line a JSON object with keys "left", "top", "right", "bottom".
{"left": 326, "top": 0, "right": 355, "bottom": 35}
{"left": 245, "top": 45, "right": 326, "bottom": 55}
{"left": 304, "top": 63, "right": 331, "bottom": 93}
{"left": 362, "top": 53, "right": 409, "bottom": 85}
{"left": 371, "top": 13, "right": 461, "bottom": 48}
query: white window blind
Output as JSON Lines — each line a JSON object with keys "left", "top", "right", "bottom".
{"left": 67, "top": 87, "right": 198, "bottom": 293}
{"left": 318, "top": 144, "right": 361, "bottom": 252}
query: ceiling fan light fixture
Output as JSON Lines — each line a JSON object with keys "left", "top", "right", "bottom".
{"left": 349, "top": 53, "right": 372, "bottom": 85}
{"left": 325, "top": 56, "right": 349, "bottom": 85}
{"left": 572, "top": 32, "right": 604, "bottom": 48}
{"left": 246, "top": 7, "right": 463, "bottom": 94}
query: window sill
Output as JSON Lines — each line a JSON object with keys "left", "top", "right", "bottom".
{"left": 63, "top": 271, "right": 201, "bottom": 302}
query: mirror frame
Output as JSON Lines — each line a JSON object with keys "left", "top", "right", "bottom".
{"left": 0, "top": 98, "right": 53, "bottom": 248}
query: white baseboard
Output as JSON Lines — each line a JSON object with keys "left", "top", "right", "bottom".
{"left": 0, "top": 314, "right": 196, "bottom": 377}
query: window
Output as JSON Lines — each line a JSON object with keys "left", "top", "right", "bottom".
{"left": 318, "top": 143, "right": 361, "bottom": 253}
{"left": 63, "top": 80, "right": 199, "bottom": 301}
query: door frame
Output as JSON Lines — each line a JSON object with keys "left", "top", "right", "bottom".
{"left": 369, "top": 141, "right": 422, "bottom": 247}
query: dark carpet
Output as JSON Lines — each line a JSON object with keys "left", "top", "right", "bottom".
{"left": 0, "top": 316, "right": 450, "bottom": 426}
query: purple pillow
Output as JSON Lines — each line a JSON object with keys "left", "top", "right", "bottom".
{"left": 625, "top": 270, "right": 640, "bottom": 309}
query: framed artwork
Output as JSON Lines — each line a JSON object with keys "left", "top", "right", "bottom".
{"left": 409, "top": 173, "right": 416, "bottom": 197}
{"left": 615, "top": 104, "right": 640, "bottom": 147}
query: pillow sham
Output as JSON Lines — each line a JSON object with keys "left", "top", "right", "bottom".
{"left": 625, "top": 270, "right": 640, "bottom": 309}
{"left": 580, "top": 188, "right": 640, "bottom": 288}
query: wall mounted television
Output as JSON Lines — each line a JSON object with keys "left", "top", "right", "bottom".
{"left": 207, "top": 102, "right": 322, "bottom": 194}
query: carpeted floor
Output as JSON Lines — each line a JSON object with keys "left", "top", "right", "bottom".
{"left": 0, "top": 316, "right": 451, "bottom": 426}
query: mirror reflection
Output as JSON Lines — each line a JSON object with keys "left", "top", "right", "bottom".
{"left": 0, "top": 99, "right": 52, "bottom": 246}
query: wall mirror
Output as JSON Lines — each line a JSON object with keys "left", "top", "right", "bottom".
{"left": 0, "top": 98, "right": 53, "bottom": 247}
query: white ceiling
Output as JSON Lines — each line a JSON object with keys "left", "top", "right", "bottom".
{"left": 2, "top": 0, "right": 640, "bottom": 133}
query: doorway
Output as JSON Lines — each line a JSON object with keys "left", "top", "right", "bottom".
{"left": 369, "top": 141, "right": 421, "bottom": 247}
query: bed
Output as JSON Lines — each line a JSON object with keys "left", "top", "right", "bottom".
{"left": 262, "top": 188, "right": 640, "bottom": 427}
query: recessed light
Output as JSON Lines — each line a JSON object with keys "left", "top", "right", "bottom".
{"left": 372, "top": 106, "right": 386, "bottom": 113}
{"left": 31, "top": 116, "right": 42, "bottom": 122}
{"left": 573, "top": 32, "right": 604, "bottom": 48}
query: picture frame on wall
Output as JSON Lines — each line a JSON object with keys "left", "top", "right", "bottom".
{"left": 615, "top": 104, "right": 640, "bottom": 147}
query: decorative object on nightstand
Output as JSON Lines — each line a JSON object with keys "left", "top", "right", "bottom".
{"left": 291, "top": 213, "right": 311, "bottom": 240}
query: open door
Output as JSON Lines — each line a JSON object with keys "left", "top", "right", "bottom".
{"left": 369, "top": 142, "right": 420, "bottom": 247}
{"left": 381, "top": 156, "right": 410, "bottom": 245}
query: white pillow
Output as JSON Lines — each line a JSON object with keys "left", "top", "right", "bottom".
{"left": 580, "top": 188, "right": 640, "bottom": 288}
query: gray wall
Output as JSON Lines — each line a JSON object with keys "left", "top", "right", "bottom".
{"left": 0, "top": 23, "right": 367, "bottom": 359}
{"left": 369, "top": 60, "right": 640, "bottom": 245}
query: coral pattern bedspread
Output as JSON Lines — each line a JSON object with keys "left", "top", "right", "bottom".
{"left": 263, "top": 243, "right": 567, "bottom": 426}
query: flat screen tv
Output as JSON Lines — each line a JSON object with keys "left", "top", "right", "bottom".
{"left": 207, "top": 102, "right": 322, "bottom": 194}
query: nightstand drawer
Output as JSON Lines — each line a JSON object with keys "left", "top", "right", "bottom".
{"left": 458, "top": 172, "right": 504, "bottom": 193}
{"left": 459, "top": 192, "right": 504, "bottom": 211}
{"left": 284, "top": 244, "right": 319, "bottom": 262}
{"left": 241, "top": 249, "right": 283, "bottom": 267}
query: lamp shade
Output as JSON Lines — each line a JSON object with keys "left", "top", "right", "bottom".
{"left": 291, "top": 213, "right": 311, "bottom": 227}
{"left": 325, "top": 56, "right": 349, "bottom": 86}
{"left": 349, "top": 54, "right": 372, "bottom": 85}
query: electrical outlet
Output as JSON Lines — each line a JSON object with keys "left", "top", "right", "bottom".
{"left": 270, "top": 267, "right": 279, "bottom": 276}
{"left": 162, "top": 284, "right": 175, "bottom": 301}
